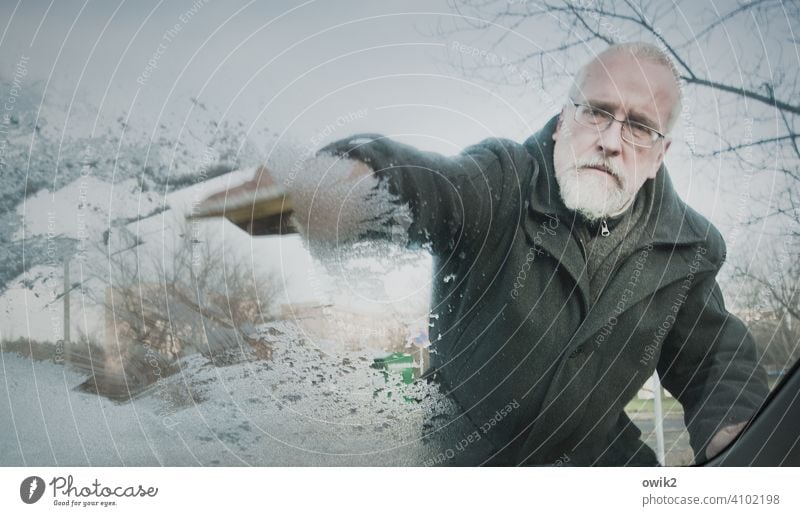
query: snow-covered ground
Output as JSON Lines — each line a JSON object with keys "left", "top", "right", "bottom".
{"left": 0, "top": 322, "right": 475, "bottom": 466}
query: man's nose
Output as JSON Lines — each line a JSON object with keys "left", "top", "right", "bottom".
{"left": 595, "top": 119, "right": 623, "bottom": 156}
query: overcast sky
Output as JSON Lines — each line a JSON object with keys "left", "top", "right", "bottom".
{"left": 0, "top": 0, "right": 548, "bottom": 148}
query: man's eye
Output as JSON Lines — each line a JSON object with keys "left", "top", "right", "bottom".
{"left": 583, "top": 106, "right": 609, "bottom": 122}
{"left": 628, "top": 122, "right": 653, "bottom": 139}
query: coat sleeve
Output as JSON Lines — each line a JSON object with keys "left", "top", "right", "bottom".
{"left": 656, "top": 270, "right": 769, "bottom": 463}
{"left": 318, "top": 134, "right": 532, "bottom": 255}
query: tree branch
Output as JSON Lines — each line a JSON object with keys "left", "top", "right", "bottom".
{"left": 681, "top": 75, "right": 800, "bottom": 115}
{"left": 694, "top": 134, "right": 800, "bottom": 157}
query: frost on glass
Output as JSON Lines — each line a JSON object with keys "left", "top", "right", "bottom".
{"left": 0, "top": 99, "right": 456, "bottom": 464}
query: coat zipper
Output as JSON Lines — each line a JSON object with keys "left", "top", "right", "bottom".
{"left": 600, "top": 219, "right": 610, "bottom": 237}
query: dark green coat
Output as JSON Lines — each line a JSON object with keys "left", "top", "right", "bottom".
{"left": 321, "top": 116, "right": 769, "bottom": 466}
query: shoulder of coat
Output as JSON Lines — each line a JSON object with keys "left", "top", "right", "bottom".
{"left": 681, "top": 204, "right": 727, "bottom": 266}
{"left": 470, "top": 137, "right": 529, "bottom": 156}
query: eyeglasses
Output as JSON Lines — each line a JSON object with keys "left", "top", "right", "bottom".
{"left": 571, "top": 102, "right": 666, "bottom": 149}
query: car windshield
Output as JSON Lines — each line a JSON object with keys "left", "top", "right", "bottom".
{"left": 0, "top": 2, "right": 796, "bottom": 469}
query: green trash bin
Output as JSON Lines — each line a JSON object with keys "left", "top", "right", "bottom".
{"left": 371, "top": 352, "right": 417, "bottom": 401}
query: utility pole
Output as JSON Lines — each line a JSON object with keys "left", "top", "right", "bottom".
{"left": 653, "top": 372, "right": 665, "bottom": 466}
{"left": 64, "top": 260, "right": 70, "bottom": 344}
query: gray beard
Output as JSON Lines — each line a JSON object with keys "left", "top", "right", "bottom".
{"left": 555, "top": 167, "right": 634, "bottom": 221}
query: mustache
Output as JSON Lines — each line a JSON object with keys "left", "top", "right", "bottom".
{"left": 575, "top": 158, "right": 624, "bottom": 186}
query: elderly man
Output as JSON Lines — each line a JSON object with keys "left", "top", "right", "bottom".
{"left": 203, "top": 42, "right": 768, "bottom": 465}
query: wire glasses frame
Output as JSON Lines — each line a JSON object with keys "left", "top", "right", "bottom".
{"left": 571, "top": 102, "right": 666, "bottom": 148}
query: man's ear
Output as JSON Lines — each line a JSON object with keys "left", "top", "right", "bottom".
{"left": 553, "top": 108, "right": 566, "bottom": 141}
{"left": 648, "top": 137, "right": 671, "bottom": 179}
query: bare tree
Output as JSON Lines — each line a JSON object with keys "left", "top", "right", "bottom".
{"left": 730, "top": 238, "right": 800, "bottom": 375}
{"left": 76, "top": 219, "right": 282, "bottom": 400}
